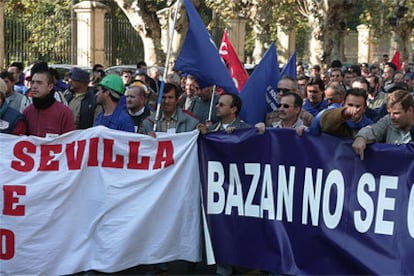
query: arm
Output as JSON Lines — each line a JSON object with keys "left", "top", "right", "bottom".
{"left": 319, "top": 107, "right": 353, "bottom": 138}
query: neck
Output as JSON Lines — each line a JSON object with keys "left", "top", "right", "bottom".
{"left": 103, "top": 101, "right": 117, "bottom": 116}
{"left": 129, "top": 106, "right": 144, "bottom": 114}
{"left": 163, "top": 110, "right": 175, "bottom": 119}
{"left": 281, "top": 117, "right": 297, "bottom": 128}
{"left": 221, "top": 116, "right": 236, "bottom": 124}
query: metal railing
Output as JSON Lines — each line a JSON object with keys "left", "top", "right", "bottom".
{"left": 4, "top": 14, "right": 143, "bottom": 67}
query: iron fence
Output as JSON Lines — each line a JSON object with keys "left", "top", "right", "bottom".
{"left": 4, "top": 14, "right": 143, "bottom": 67}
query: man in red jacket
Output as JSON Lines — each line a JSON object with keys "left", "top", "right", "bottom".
{"left": 23, "top": 69, "right": 74, "bottom": 137}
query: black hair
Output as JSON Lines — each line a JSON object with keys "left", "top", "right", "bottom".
{"left": 345, "top": 88, "right": 368, "bottom": 104}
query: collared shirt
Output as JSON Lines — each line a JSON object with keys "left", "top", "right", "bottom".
{"left": 159, "top": 111, "right": 178, "bottom": 133}
{"left": 272, "top": 118, "right": 304, "bottom": 129}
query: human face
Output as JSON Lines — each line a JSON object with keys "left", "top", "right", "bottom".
{"left": 278, "top": 95, "right": 300, "bottom": 124}
{"left": 7, "top": 66, "right": 20, "bottom": 83}
{"left": 125, "top": 87, "right": 145, "bottom": 113}
{"left": 330, "top": 71, "right": 343, "bottom": 82}
{"left": 161, "top": 89, "right": 178, "bottom": 114}
{"left": 276, "top": 79, "right": 295, "bottom": 101}
{"left": 394, "top": 73, "right": 404, "bottom": 83}
{"left": 95, "top": 86, "right": 108, "bottom": 105}
{"left": 198, "top": 86, "right": 213, "bottom": 101}
{"left": 344, "top": 94, "right": 366, "bottom": 122}
{"left": 30, "top": 73, "right": 53, "bottom": 98}
{"left": 306, "top": 84, "right": 323, "bottom": 104}
{"left": 383, "top": 68, "right": 393, "bottom": 81}
{"left": 185, "top": 78, "right": 199, "bottom": 97}
{"left": 122, "top": 72, "right": 132, "bottom": 85}
{"left": 388, "top": 103, "right": 414, "bottom": 131}
{"left": 366, "top": 77, "right": 378, "bottom": 94}
{"left": 325, "top": 87, "right": 343, "bottom": 105}
{"left": 344, "top": 73, "right": 354, "bottom": 87}
{"left": 216, "top": 94, "right": 235, "bottom": 121}
{"left": 1, "top": 77, "right": 14, "bottom": 96}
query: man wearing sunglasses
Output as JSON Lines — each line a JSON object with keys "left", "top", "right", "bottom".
{"left": 265, "top": 76, "right": 313, "bottom": 128}
{"left": 256, "top": 92, "right": 304, "bottom": 134}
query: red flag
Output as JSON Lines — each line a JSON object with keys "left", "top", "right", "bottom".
{"left": 391, "top": 50, "right": 401, "bottom": 71}
{"left": 219, "top": 29, "right": 248, "bottom": 91}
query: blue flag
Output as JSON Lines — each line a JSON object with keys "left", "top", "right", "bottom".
{"left": 281, "top": 50, "right": 297, "bottom": 80}
{"left": 239, "top": 43, "right": 280, "bottom": 125}
{"left": 173, "top": 0, "right": 237, "bottom": 94}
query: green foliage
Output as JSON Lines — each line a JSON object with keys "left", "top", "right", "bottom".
{"left": 5, "top": 0, "right": 72, "bottom": 64}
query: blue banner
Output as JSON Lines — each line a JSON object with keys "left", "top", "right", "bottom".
{"left": 198, "top": 128, "right": 414, "bottom": 274}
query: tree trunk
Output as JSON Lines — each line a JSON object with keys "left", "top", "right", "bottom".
{"left": 113, "top": 0, "right": 165, "bottom": 65}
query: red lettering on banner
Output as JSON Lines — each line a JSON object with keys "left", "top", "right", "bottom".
{"left": 11, "top": 141, "right": 36, "bottom": 172}
{"left": 10, "top": 138, "right": 176, "bottom": 171}
{"left": 153, "top": 141, "right": 174, "bottom": 169}
{"left": 66, "top": 140, "right": 87, "bottom": 170}
{"left": 87, "top": 137, "right": 99, "bottom": 166}
{"left": 102, "top": 138, "right": 124, "bottom": 168}
{"left": 128, "top": 141, "right": 150, "bottom": 169}
{"left": 2, "top": 185, "right": 26, "bottom": 216}
{"left": 38, "top": 144, "right": 62, "bottom": 171}
{"left": 0, "top": 229, "right": 15, "bottom": 260}
{"left": 0, "top": 229, "right": 14, "bottom": 260}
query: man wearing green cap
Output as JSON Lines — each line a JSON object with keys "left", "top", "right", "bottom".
{"left": 95, "top": 74, "right": 135, "bottom": 132}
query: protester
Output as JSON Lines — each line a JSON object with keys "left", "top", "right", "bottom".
{"left": 95, "top": 74, "right": 135, "bottom": 132}
{"left": 352, "top": 90, "right": 414, "bottom": 160}
{"left": 265, "top": 76, "right": 313, "bottom": 127}
{"left": 7, "top": 62, "right": 25, "bottom": 94}
{"left": 256, "top": 92, "right": 304, "bottom": 134}
{"left": 64, "top": 67, "right": 101, "bottom": 129}
{"left": 317, "top": 88, "right": 373, "bottom": 138}
{"left": 142, "top": 83, "right": 199, "bottom": 136}
{"left": 0, "top": 71, "right": 32, "bottom": 113}
{"left": 191, "top": 85, "right": 219, "bottom": 124}
{"left": 0, "top": 78, "right": 26, "bottom": 135}
{"left": 178, "top": 74, "right": 199, "bottom": 111}
{"left": 198, "top": 93, "right": 250, "bottom": 134}
{"left": 302, "top": 76, "right": 328, "bottom": 116}
{"left": 125, "top": 82, "right": 152, "bottom": 134}
{"left": 23, "top": 69, "right": 75, "bottom": 137}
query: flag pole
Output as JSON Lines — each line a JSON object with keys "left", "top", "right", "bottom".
{"left": 153, "top": 0, "right": 181, "bottom": 131}
{"left": 208, "top": 85, "right": 216, "bottom": 122}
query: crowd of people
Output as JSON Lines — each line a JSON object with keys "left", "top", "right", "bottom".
{"left": 1, "top": 57, "right": 414, "bottom": 274}
{"left": 1, "top": 57, "right": 414, "bottom": 162}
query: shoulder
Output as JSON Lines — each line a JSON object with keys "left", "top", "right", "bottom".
{"left": 180, "top": 108, "right": 199, "bottom": 122}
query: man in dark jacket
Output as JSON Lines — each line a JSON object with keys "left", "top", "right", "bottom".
{"left": 64, "top": 67, "right": 101, "bottom": 129}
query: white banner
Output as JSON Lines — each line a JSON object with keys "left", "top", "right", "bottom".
{"left": 0, "top": 127, "right": 202, "bottom": 275}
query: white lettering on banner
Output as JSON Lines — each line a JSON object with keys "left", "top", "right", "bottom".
{"left": 244, "top": 163, "right": 260, "bottom": 218}
{"left": 302, "top": 168, "right": 323, "bottom": 226}
{"left": 354, "top": 173, "right": 376, "bottom": 233}
{"left": 205, "top": 161, "right": 408, "bottom": 237}
{"left": 322, "top": 170, "right": 345, "bottom": 229}
{"left": 225, "top": 164, "right": 244, "bottom": 216}
{"left": 276, "top": 165, "right": 295, "bottom": 222}
{"left": 375, "top": 175, "right": 398, "bottom": 235}
{"left": 408, "top": 184, "right": 414, "bottom": 238}
{"left": 260, "top": 164, "right": 275, "bottom": 219}
{"left": 207, "top": 161, "right": 225, "bottom": 214}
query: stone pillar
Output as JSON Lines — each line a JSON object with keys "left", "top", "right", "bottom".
{"left": 227, "top": 18, "right": 247, "bottom": 63}
{"left": 73, "top": 1, "right": 110, "bottom": 66}
{"left": 357, "top": 24, "right": 371, "bottom": 63}
{"left": 277, "top": 26, "right": 296, "bottom": 64}
{"left": 0, "top": 0, "right": 5, "bottom": 69}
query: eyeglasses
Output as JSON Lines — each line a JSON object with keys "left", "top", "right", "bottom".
{"left": 277, "top": 88, "right": 290, "bottom": 94}
{"left": 276, "top": 103, "right": 292, "bottom": 109}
